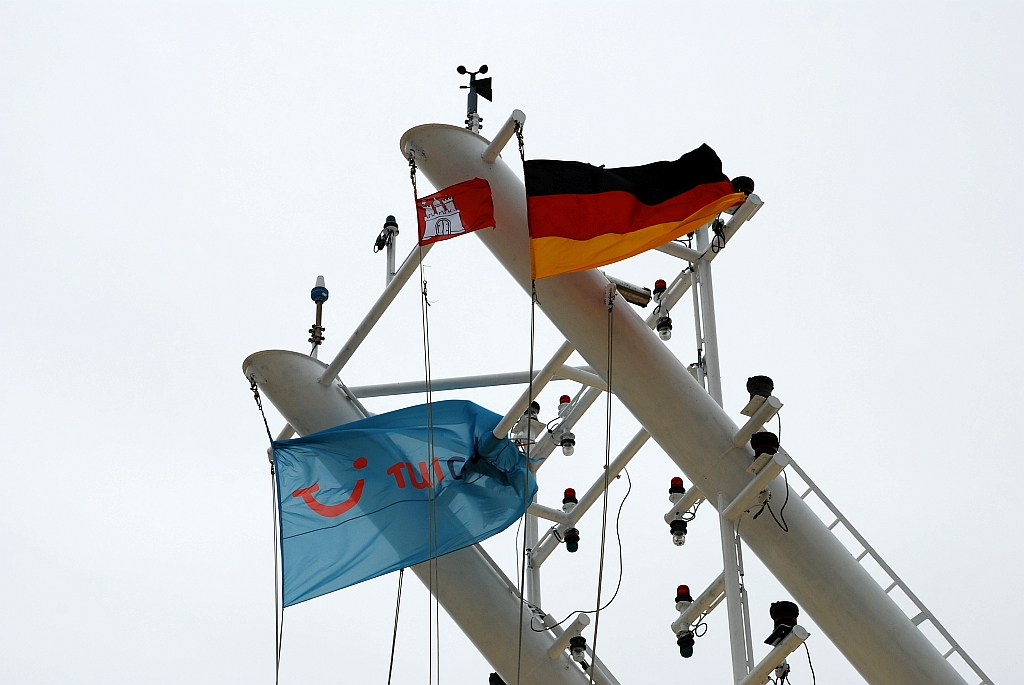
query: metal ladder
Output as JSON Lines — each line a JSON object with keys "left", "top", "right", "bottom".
{"left": 784, "top": 455, "right": 993, "bottom": 685}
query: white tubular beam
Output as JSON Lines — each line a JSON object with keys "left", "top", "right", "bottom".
{"left": 720, "top": 493, "right": 752, "bottom": 683}
{"left": 733, "top": 396, "right": 783, "bottom": 447}
{"left": 401, "top": 122, "right": 971, "bottom": 685}
{"left": 547, "top": 613, "right": 590, "bottom": 659}
{"left": 645, "top": 269, "right": 692, "bottom": 327}
{"left": 722, "top": 453, "right": 789, "bottom": 521}
{"left": 493, "top": 341, "right": 576, "bottom": 438}
{"left": 663, "top": 485, "right": 706, "bottom": 525}
{"left": 737, "top": 625, "right": 809, "bottom": 685}
{"left": 532, "top": 429, "right": 650, "bottom": 567}
{"left": 671, "top": 573, "right": 726, "bottom": 635}
{"left": 319, "top": 243, "right": 432, "bottom": 386}
{"left": 348, "top": 367, "right": 600, "bottom": 399}
{"left": 531, "top": 386, "right": 604, "bottom": 471}
{"left": 716, "top": 194, "right": 763, "bottom": 253}
{"left": 656, "top": 240, "right": 703, "bottom": 262}
{"left": 526, "top": 506, "right": 541, "bottom": 606}
{"left": 694, "top": 227, "right": 724, "bottom": 406}
{"left": 528, "top": 503, "right": 571, "bottom": 525}
{"left": 482, "top": 109, "right": 526, "bottom": 164}
{"left": 276, "top": 424, "right": 295, "bottom": 441}
{"left": 556, "top": 364, "right": 608, "bottom": 391}
{"left": 247, "top": 350, "right": 596, "bottom": 685}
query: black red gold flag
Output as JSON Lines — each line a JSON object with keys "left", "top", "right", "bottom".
{"left": 524, "top": 145, "right": 746, "bottom": 279}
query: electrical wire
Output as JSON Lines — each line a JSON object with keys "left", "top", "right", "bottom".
{"left": 529, "top": 468, "right": 633, "bottom": 632}
{"left": 515, "top": 281, "right": 538, "bottom": 685}
{"left": 804, "top": 642, "right": 816, "bottom": 684}
{"left": 386, "top": 569, "right": 404, "bottom": 685}
{"left": 765, "top": 469, "right": 790, "bottom": 533}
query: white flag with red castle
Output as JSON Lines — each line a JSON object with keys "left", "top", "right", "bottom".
{"left": 417, "top": 177, "right": 495, "bottom": 245}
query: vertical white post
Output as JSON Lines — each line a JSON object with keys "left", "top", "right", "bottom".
{"left": 386, "top": 237, "right": 396, "bottom": 286}
{"left": 526, "top": 506, "right": 541, "bottom": 606}
{"left": 695, "top": 226, "right": 724, "bottom": 407}
{"left": 719, "top": 493, "right": 750, "bottom": 684}
{"left": 690, "top": 262, "right": 706, "bottom": 387}
{"left": 736, "top": 532, "right": 756, "bottom": 673}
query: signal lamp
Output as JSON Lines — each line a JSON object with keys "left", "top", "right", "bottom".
{"left": 732, "top": 176, "right": 755, "bottom": 196}
{"left": 750, "top": 431, "right": 780, "bottom": 457}
{"left": 653, "top": 279, "right": 667, "bottom": 297}
{"left": 764, "top": 600, "right": 799, "bottom": 646}
{"left": 670, "top": 519, "right": 688, "bottom": 546}
{"left": 559, "top": 431, "right": 576, "bottom": 456}
{"left": 569, "top": 635, "right": 587, "bottom": 662}
{"left": 557, "top": 394, "right": 572, "bottom": 418}
{"left": 677, "top": 630, "right": 695, "bottom": 658}
{"left": 669, "top": 476, "right": 685, "bottom": 496}
{"left": 656, "top": 315, "right": 673, "bottom": 341}
{"left": 526, "top": 400, "right": 540, "bottom": 420}
{"left": 675, "top": 585, "right": 693, "bottom": 603}
{"left": 564, "top": 528, "right": 580, "bottom": 553}
{"left": 746, "top": 375, "right": 774, "bottom": 399}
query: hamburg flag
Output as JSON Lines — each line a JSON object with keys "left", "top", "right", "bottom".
{"left": 417, "top": 177, "right": 495, "bottom": 245}
{"left": 273, "top": 400, "right": 535, "bottom": 606}
{"left": 524, "top": 145, "right": 747, "bottom": 279}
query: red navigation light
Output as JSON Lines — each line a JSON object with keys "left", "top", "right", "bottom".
{"left": 559, "top": 395, "right": 571, "bottom": 404}
{"left": 671, "top": 477, "right": 684, "bottom": 487}
{"left": 677, "top": 584, "right": 689, "bottom": 596}
{"left": 655, "top": 279, "right": 667, "bottom": 289}
{"left": 564, "top": 488, "right": 576, "bottom": 499}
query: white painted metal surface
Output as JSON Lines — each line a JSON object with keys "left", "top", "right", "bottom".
{"left": 737, "top": 625, "right": 809, "bottom": 685}
{"left": 244, "top": 350, "right": 597, "bottom": 685}
{"left": 319, "top": 242, "right": 432, "bottom": 387}
{"left": 398, "top": 121, "right": 970, "bottom": 685}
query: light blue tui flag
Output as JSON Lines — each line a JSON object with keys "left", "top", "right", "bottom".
{"left": 273, "top": 400, "right": 535, "bottom": 606}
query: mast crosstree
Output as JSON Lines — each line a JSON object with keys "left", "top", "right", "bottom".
{"left": 243, "top": 89, "right": 992, "bottom": 684}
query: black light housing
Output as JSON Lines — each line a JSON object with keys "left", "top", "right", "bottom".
{"left": 746, "top": 375, "right": 774, "bottom": 399}
{"left": 732, "top": 176, "right": 755, "bottom": 196}
{"left": 564, "top": 528, "right": 580, "bottom": 553}
{"left": 750, "top": 431, "right": 780, "bottom": 458}
{"left": 677, "top": 630, "right": 695, "bottom": 658}
{"left": 764, "top": 600, "right": 799, "bottom": 646}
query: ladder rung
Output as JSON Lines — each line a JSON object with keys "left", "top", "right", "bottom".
{"left": 884, "top": 580, "right": 898, "bottom": 593}
{"left": 943, "top": 646, "right": 956, "bottom": 658}
{"left": 800, "top": 486, "right": 813, "bottom": 499}
{"left": 827, "top": 518, "right": 841, "bottom": 530}
{"left": 910, "top": 611, "right": 927, "bottom": 625}
{"left": 856, "top": 549, "right": 868, "bottom": 561}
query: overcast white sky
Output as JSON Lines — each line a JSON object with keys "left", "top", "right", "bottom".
{"left": 1, "top": 3, "right": 1021, "bottom": 684}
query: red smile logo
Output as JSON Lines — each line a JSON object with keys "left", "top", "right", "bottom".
{"left": 292, "top": 457, "right": 368, "bottom": 517}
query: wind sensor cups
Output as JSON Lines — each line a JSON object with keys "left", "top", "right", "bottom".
{"left": 764, "top": 601, "right": 800, "bottom": 646}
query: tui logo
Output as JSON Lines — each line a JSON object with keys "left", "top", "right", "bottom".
{"left": 291, "top": 457, "right": 368, "bottom": 517}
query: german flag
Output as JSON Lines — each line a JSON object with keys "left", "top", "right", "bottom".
{"left": 525, "top": 144, "right": 747, "bottom": 279}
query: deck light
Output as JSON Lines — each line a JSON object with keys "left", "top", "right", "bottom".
{"left": 764, "top": 601, "right": 799, "bottom": 646}
{"left": 670, "top": 519, "right": 688, "bottom": 546}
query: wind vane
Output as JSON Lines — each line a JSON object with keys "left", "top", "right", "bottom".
{"left": 457, "top": 64, "right": 491, "bottom": 134}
